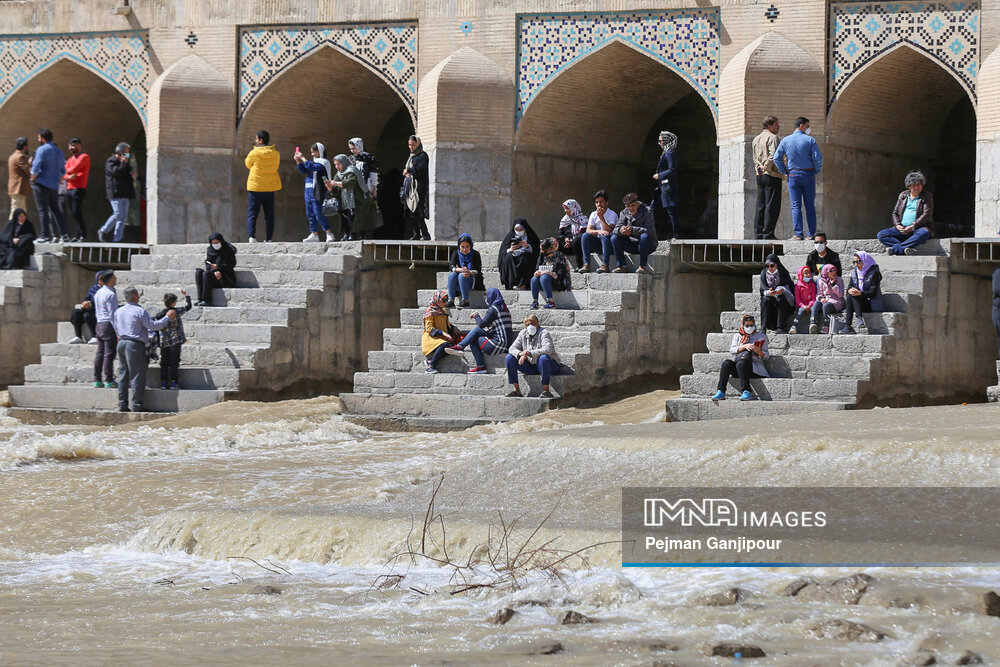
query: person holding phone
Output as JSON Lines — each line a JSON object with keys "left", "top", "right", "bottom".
{"left": 497, "top": 218, "right": 539, "bottom": 290}
{"left": 530, "top": 237, "right": 572, "bottom": 309}
{"left": 447, "top": 233, "right": 483, "bottom": 308}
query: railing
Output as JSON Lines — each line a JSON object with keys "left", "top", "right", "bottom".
{"left": 674, "top": 240, "right": 783, "bottom": 270}
{"left": 364, "top": 240, "right": 453, "bottom": 266}
{"left": 951, "top": 239, "right": 1000, "bottom": 262}
{"left": 63, "top": 243, "right": 150, "bottom": 270}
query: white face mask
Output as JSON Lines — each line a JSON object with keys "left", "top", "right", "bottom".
{"left": 767, "top": 267, "right": 777, "bottom": 274}
{"left": 211, "top": 243, "right": 222, "bottom": 250}
{"left": 804, "top": 127, "right": 812, "bottom": 136}
{"left": 814, "top": 243, "right": 826, "bottom": 252}
{"left": 743, "top": 325, "right": 756, "bottom": 334}
{"left": 526, "top": 325, "right": 538, "bottom": 336}
{"left": 515, "top": 229, "right": 526, "bottom": 239}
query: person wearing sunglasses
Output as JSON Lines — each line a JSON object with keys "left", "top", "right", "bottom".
{"left": 842, "top": 251, "right": 883, "bottom": 334}
{"left": 759, "top": 253, "right": 794, "bottom": 334}
{"left": 712, "top": 313, "right": 769, "bottom": 401}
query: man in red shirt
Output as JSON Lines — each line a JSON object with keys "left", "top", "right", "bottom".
{"left": 62, "top": 137, "right": 90, "bottom": 241}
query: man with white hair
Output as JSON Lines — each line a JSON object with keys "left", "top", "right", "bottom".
{"left": 112, "top": 285, "right": 176, "bottom": 412}
{"left": 876, "top": 171, "right": 935, "bottom": 256}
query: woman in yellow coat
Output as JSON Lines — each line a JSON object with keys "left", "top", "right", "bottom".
{"left": 423, "top": 290, "right": 462, "bottom": 373}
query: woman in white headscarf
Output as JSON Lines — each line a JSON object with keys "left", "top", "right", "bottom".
{"left": 326, "top": 153, "right": 378, "bottom": 240}
{"left": 294, "top": 142, "right": 334, "bottom": 242}
{"left": 348, "top": 137, "right": 379, "bottom": 198}
{"left": 652, "top": 130, "right": 681, "bottom": 239}
{"left": 558, "top": 198, "right": 587, "bottom": 268}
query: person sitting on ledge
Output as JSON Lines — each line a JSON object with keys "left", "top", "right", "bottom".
{"left": 531, "top": 237, "right": 572, "bottom": 310}
{"left": 68, "top": 270, "right": 103, "bottom": 344}
{"left": 759, "top": 253, "right": 794, "bottom": 334}
{"left": 423, "top": 290, "right": 462, "bottom": 374}
{"left": 445, "top": 287, "right": 513, "bottom": 374}
{"left": 712, "top": 312, "right": 769, "bottom": 402}
{"left": 447, "top": 233, "right": 483, "bottom": 308}
{"left": 792, "top": 265, "right": 817, "bottom": 334}
{"left": 505, "top": 314, "right": 559, "bottom": 398}
{"left": 195, "top": 232, "right": 237, "bottom": 307}
{"left": 805, "top": 231, "right": 841, "bottom": 278}
{"left": 841, "top": 250, "right": 883, "bottom": 334}
{"left": 498, "top": 218, "right": 539, "bottom": 290}
{"left": 579, "top": 189, "right": 617, "bottom": 273}
{"left": 611, "top": 192, "right": 658, "bottom": 274}
{"left": 877, "top": 171, "right": 934, "bottom": 256}
{"left": 557, "top": 199, "right": 586, "bottom": 269}
{"left": 811, "top": 263, "right": 845, "bottom": 334}
{"left": 0, "top": 207, "right": 36, "bottom": 270}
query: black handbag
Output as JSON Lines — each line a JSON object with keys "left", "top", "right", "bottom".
{"left": 322, "top": 197, "right": 340, "bottom": 217}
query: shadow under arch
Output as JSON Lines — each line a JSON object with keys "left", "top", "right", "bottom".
{"left": 237, "top": 45, "right": 415, "bottom": 241}
{"left": 514, "top": 40, "right": 719, "bottom": 237}
{"left": 826, "top": 44, "right": 975, "bottom": 238}
{"left": 0, "top": 58, "right": 146, "bottom": 240}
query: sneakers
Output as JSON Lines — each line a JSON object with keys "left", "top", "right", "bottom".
{"left": 119, "top": 406, "right": 131, "bottom": 413}
{"left": 505, "top": 389, "right": 522, "bottom": 398}
{"left": 886, "top": 247, "right": 896, "bottom": 256}
{"left": 61, "top": 234, "right": 71, "bottom": 242}
{"left": 711, "top": 389, "right": 726, "bottom": 400}
{"left": 93, "top": 381, "right": 104, "bottom": 388}
{"left": 636, "top": 265, "right": 651, "bottom": 274}
{"left": 904, "top": 247, "right": 918, "bottom": 256}
{"left": 169, "top": 382, "right": 181, "bottom": 389}
{"left": 809, "top": 323, "right": 819, "bottom": 334}
{"left": 790, "top": 235, "right": 804, "bottom": 241}
{"left": 160, "top": 381, "right": 169, "bottom": 389}
{"left": 303, "top": 232, "right": 320, "bottom": 242}
{"left": 544, "top": 300, "right": 556, "bottom": 309}
{"left": 740, "top": 390, "right": 753, "bottom": 401}
{"left": 106, "top": 381, "right": 118, "bottom": 388}
{"left": 467, "top": 366, "right": 488, "bottom": 374}
{"left": 596, "top": 265, "right": 609, "bottom": 273}
{"left": 530, "top": 301, "right": 539, "bottom": 309}
{"left": 539, "top": 390, "right": 554, "bottom": 398}
{"left": 821, "top": 326, "right": 829, "bottom": 334}
{"left": 841, "top": 326, "right": 857, "bottom": 335}
{"left": 87, "top": 337, "right": 98, "bottom": 344}
{"left": 425, "top": 363, "right": 439, "bottom": 374}
{"left": 325, "top": 232, "right": 336, "bottom": 242}
{"left": 775, "top": 328, "right": 786, "bottom": 334}
{"left": 68, "top": 336, "right": 85, "bottom": 345}
{"left": 612, "top": 266, "right": 629, "bottom": 273}
{"left": 444, "top": 345, "right": 465, "bottom": 357}
{"left": 460, "top": 300, "right": 470, "bottom": 309}
{"left": 577, "top": 264, "right": 591, "bottom": 273}
{"left": 97, "top": 231, "right": 107, "bottom": 243}
{"left": 248, "top": 237, "right": 257, "bottom": 243}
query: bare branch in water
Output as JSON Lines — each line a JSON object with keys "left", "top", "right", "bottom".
{"left": 226, "top": 556, "right": 287, "bottom": 576}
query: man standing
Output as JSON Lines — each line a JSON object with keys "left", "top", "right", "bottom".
{"left": 752, "top": 116, "right": 783, "bottom": 240}
{"left": 773, "top": 116, "right": 823, "bottom": 240}
{"left": 29, "top": 128, "right": 68, "bottom": 243}
{"left": 62, "top": 137, "right": 90, "bottom": 242}
{"left": 245, "top": 129, "right": 281, "bottom": 242}
{"left": 113, "top": 286, "right": 175, "bottom": 412}
{"left": 93, "top": 270, "right": 119, "bottom": 388}
{"left": 98, "top": 142, "right": 135, "bottom": 243}
{"left": 7, "top": 137, "right": 31, "bottom": 218}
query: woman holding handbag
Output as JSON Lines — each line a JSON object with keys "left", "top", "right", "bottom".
{"left": 401, "top": 135, "right": 430, "bottom": 240}
{"left": 325, "top": 154, "right": 377, "bottom": 241}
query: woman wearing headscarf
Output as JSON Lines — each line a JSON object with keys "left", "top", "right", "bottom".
{"left": 651, "top": 130, "right": 681, "bottom": 239}
{"left": 712, "top": 313, "right": 769, "bottom": 402}
{"left": 558, "top": 199, "right": 587, "bottom": 268}
{"left": 810, "top": 263, "right": 845, "bottom": 334}
{"left": 326, "top": 153, "right": 377, "bottom": 241}
{"left": 505, "top": 314, "right": 560, "bottom": 398}
{"left": 195, "top": 232, "right": 237, "bottom": 307}
{"left": 498, "top": 218, "right": 540, "bottom": 290}
{"left": 842, "top": 250, "right": 883, "bottom": 334}
{"left": 401, "top": 135, "right": 430, "bottom": 240}
{"left": 294, "top": 142, "right": 334, "bottom": 243}
{"left": 444, "top": 287, "right": 513, "bottom": 374}
{"left": 759, "top": 253, "right": 794, "bottom": 333}
{"left": 792, "top": 264, "right": 817, "bottom": 333}
{"left": 447, "top": 233, "right": 483, "bottom": 308}
{"left": 348, "top": 137, "right": 379, "bottom": 198}
{"left": 423, "top": 290, "right": 461, "bottom": 373}
{"left": 0, "top": 208, "right": 36, "bottom": 270}
{"left": 531, "top": 237, "right": 572, "bottom": 309}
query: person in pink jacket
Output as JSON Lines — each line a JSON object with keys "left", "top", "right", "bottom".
{"left": 810, "top": 263, "right": 845, "bottom": 333}
{"left": 793, "top": 265, "right": 817, "bottom": 333}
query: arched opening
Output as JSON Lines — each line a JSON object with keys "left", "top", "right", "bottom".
{"left": 826, "top": 46, "right": 975, "bottom": 238}
{"left": 237, "top": 46, "right": 415, "bottom": 241}
{"left": 0, "top": 59, "right": 146, "bottom": 241}
{"left": 514, "top": 40, "right": 718, "bottom": 237}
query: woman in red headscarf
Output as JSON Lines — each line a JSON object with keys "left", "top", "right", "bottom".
{"left": 422, "top": 289, "right": 462, "bottom": 373}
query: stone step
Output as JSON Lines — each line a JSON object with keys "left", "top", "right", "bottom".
{"left": 777, "top": 253, "right": 948, "bottom": 272}
{"left": 339, "top": 392, "right": 552, "bottom": 420}
{"left": 116, "top": 268, "right": 333, "bottom": 288}
{"left": 433, "top": 271, "right": 644, "bottom": 292}
{"left": 146, "top": 241, "right": 364, "bottom": 255}
{"left": 779, "top": 238, "right": 949, "bottom": 256}
{"left": 691, "top": 352, "right": 876, "bottom": 379}
{"left": 132, "top": 252, "right": 353, "bottom": 271}
{"left": 397, "top": 307, "right": 616, "bottom": 329}
{"left": 353, "top": 369, "right": 568, "bottom": 395}
{"left": 705, "top": 332, "right": 889, "bottom": 355}
{"left": 22, "top": 362, "right": 247, "bottom": 390}
{"left": 733, "top": 291, "right": 910, "bottom": 313}
{"left": 751, "top": 273, "right": 933, "bottom": 296}
{"left": 133, "top": 285, "right": 316, "bottom": 307}
{"left": 381, "top": 327, "right": 596, "bottom": 351}
{"left": 664, "top": 397, "right": 851, "bottom": 422}
{"left": 0, "top": 270, "right": 43, "bottom": 287}
{"left": 5, "top": 406, "right": 175, "bottom": 426}
{"left": 8, "top": 384, "right": 226, "bottom": 412}
{"left": 719, "top": 309, "right": 904, "bottom": 334}
{"left": 367, "top": 349, "right": 587, "bottom": 373}
{"left": 415, "top": 288, "right": 636, "bottom": 311}
{"left": 41, "top": 341, "right": 263, "bottom": 367}
{"left": 184, "top": 323, "right": 282, "bottom": 344}
{"left": 679, "top": 374, "right": 861, "bottom": 402}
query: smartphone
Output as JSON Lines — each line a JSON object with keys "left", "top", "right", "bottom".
{"left": 296, "top": 146, "right": 300, "bottom": 154}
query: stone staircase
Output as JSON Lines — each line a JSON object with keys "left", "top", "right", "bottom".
{"left": 340, "top": 255, "right": 665, "bottom": 431}
{"left": 665, "top": 240, "right": 948, "bottom": 421}
{"left": 8, "top": 243, "right": 362, "bottom": 421}
{"left": 0, "top": 254, "right": 68, "bottom": 387}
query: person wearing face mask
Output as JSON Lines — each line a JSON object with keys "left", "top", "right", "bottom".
{"left": 505, "top": 314, "right": 560, "bottom": 398}
{"left": 759, "top": 253, "right": 794, "bottom": 334}
{"left": 793, "top": 265, "right": 817, "bottom": 333}
{"left": 294, "top": 142, "right": 335, "bottom": 243}
{"left": 98, "top": 142, "right": 136, "bottom": 243}
{"left": 712, "top": 313, "right": 769, "bottom": 401}
{"left": 195, "top": 232, "right": 237, "bottom": 307}
{"left": 810, "top": 263, "right": 845, "bottom": 334}
{"left": 773, "top": 116, "right": 822, "bottom": 240}
{"left": 842, "top": 251, "right": 883, "bottom": 334}
{"left": 498, "top": 218, "right": 540, "bottom": 290}
{"left": 805, "top": 231, "right": 842, "bottom": 278}
{"left": 531, "top": 237, "right": 572, "bottom": 309}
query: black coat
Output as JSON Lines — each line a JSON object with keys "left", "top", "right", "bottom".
{"left": 402, "top": 149, "right": 429, "bottom": 219}
{"left": 105, "top": 155, "right": 135, "bottom": 200}
{"left": 205, "top": 239, "right": 238, "bottom": 284}
{"left": 498, "top": 219, "right": 540, "bottom": 290}
{"left": 0, "top": 218, "right": 36, "bottom": 269}
{"left": 806, "top": 248, "right": 842, "bottom": 278}
{"left": 652, "top": 149, "right": 678, "bottom": 210}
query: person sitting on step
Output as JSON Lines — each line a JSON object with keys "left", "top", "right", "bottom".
{"left": 579, "top": 189, "right": 617, "bottom": 273}
{"left": 505, "top": 314, "right": 560, "bottom": 398}
{"left": 0, "top": 207, "right": 36, "bottom": 270}
{"left": 805, "top": 231, "right": 842, "bottom": 277}
{"left": 611, "top": 192, "right": 658, "bottom": 274}
{"left": 841, "top": 250, "right": 883, "bottom": 334}
{"left": 152, "top": 289, "right": 192, "bottom": 389}
{"left": 557, "top": 199, "right": 587, "bottom": 269}
{"left": 423, "top": 290, "right": 462, "bottom": 374}
{"left": 498, "top": 218, "right": 540, "bottom": 290}
{"left": 712, "top": 313, "right": 769, "bottom": 402}
{"left": 877, "top": 171, "right": 934, "bottom": 256}
{"left": 792, "top": 265, "right": 817, "bottom": 333}
{"left": 810, "top": 263, "right": 845, "bottom": 334}
{"left": 447, "top": 233, "right": 483, "bottom": 308}
{"left": 195, "top": 232, "right": 237, "bottom": 307}
{"left": 444, "top": 287, "right": 513, "bottom": 374}
{"left": 759, "top": 253, "right": 793, "bottom": 334}
{"left": 530, "top": 237, "right": 572, "bottom": 310}
{"left": 68, "top": 270, "right": 103, "bottom": 344}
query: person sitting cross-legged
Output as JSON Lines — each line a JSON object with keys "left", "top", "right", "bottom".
{"left": 444, "top": 287, "right": 513, "bottom": 374}
{"left": 711, "top": 313, "right": 769, "bottom": 402}
{"left": 611, "top": 192, "right": 658, "bottom": 274}
{"left": 505, "top": 315, "right": 560, "bottom": 398}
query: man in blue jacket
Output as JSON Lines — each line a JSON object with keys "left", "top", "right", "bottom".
{"left": 29, "top": 127, "right": 68, "bottom": 243}
{"left": 773, "top": 117, "right": 823, "bottom": 240}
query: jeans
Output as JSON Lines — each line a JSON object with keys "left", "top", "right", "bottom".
{"left": 31, "top": 182, "right": 67, "bottom": 238}
{"left": 64, "top": 188, "right": 87, "bottom": 238}
{"left": 247, "top": 191, "right": 275, "bottom": 240}
{"left": 810, "top": 300, "right": 843, "bottom": 326}
{"left": 754, "top": 174, "right": 782, "bottom": 238}
{"left": 305, "top": 197, "right": 331, "bottom": 233}
{"left": 100, "top": 198, "right": 130, "bottom": 242}
{"left": 457, "top": 325, "right": 501, "bottom": 367}
{"left": 160, "top": 344, "right": 181, "bottom": 384}
{"left": 530, "top": 273, "right": 555, "bottom": 301}
{"left": 70, "top": 306, "right": 97, "bottom": 339}
{"left": 505, "top": 353, "right": 557, "bottom": 386}
{"left": 426, "top": 341, "right": 449, "bottom": 368}
{"left": 94, "top": 321, "right": 117, "bottom": 382}
{"left": 717, "top": 357, "right": 759, "bottom": 392}
{"left": 117, "top": 339, "right": 148, "bottom": 410}
{"left": 611, "top": 232, "right": 658, "bottom": 268}
{"left": 792, "top": 306, "right": 811, "bottom": 333}
{"left": 581, "top": 233, "right": 612, "bottom": 267}
{"left": 876, "top": 226, "right": 932, "bottom": 253}
{"left": 447, "top": 272, "right": 475, "bottom": 302}
{"left": 787, "top": 170, "right": 816, "bottom": 238}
